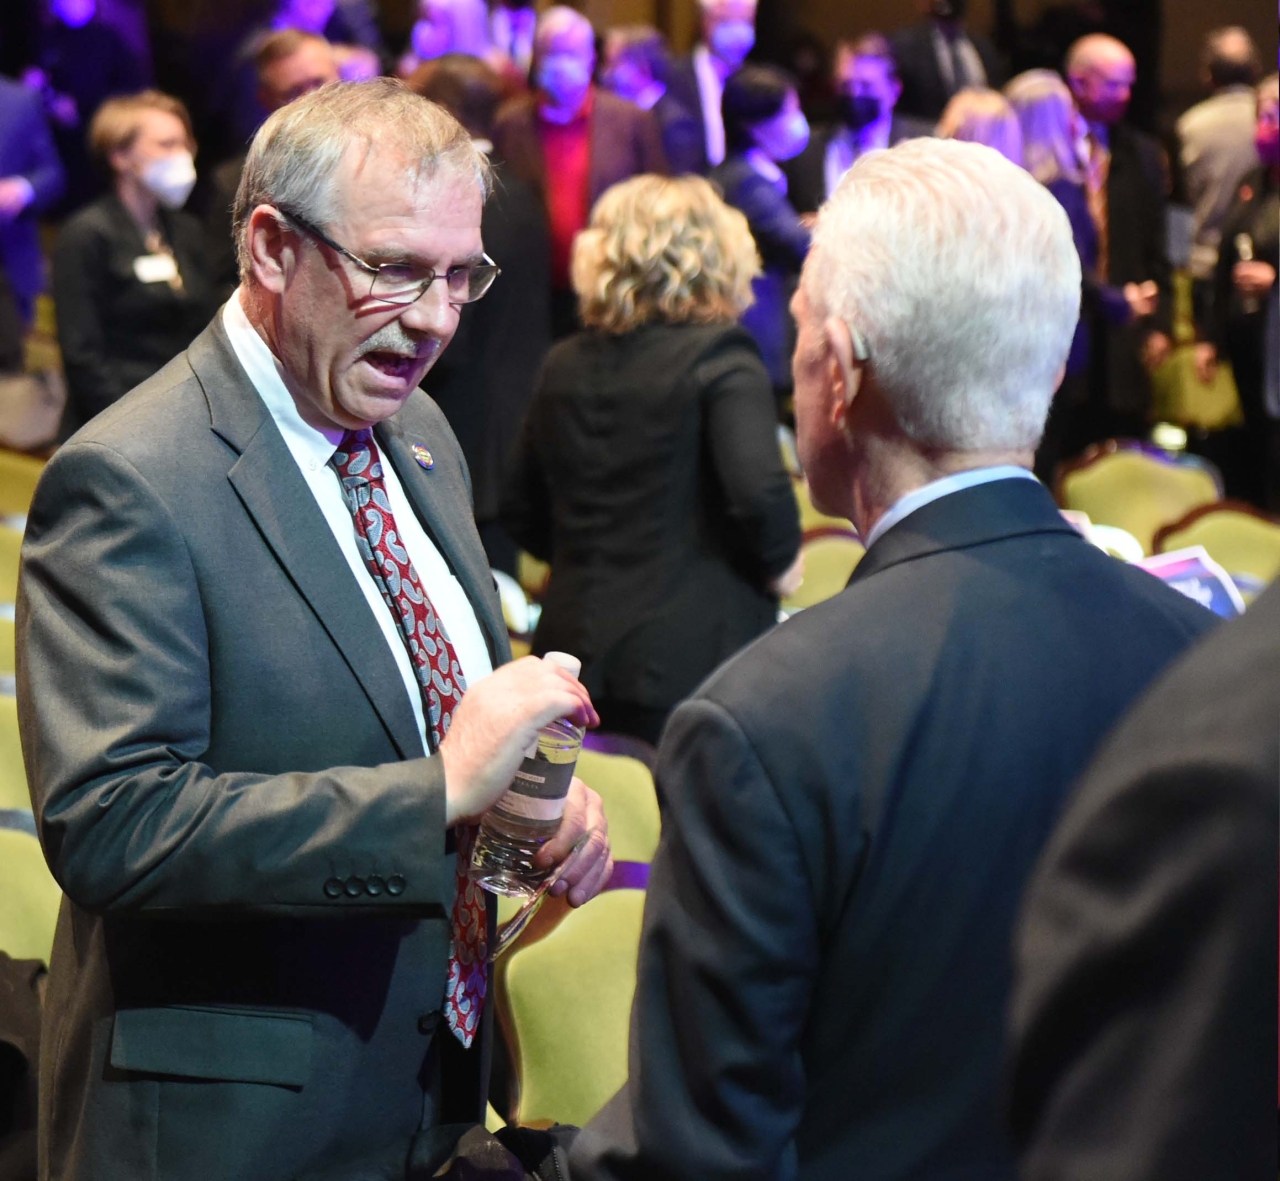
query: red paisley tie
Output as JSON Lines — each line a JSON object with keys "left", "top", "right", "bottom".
{"left": 331, "top": 428, "right": 488, "bottom": 1048}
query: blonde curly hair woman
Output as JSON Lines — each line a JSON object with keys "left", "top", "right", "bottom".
{"left": 502, "top": 173, "right": 803, "bottom": 744}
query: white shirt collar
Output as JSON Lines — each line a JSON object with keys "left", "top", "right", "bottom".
{"left": 863, "top": 465, "right": 1039, "bottom": 549}
{"left": 692, "top": 44, "right": 727, "bottom": 166}
{"left": 222, "top": 288, "right": 345, "bottom": 473}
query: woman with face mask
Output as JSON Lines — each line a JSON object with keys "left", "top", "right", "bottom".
{"left": 1196, "top": 73, "right": 1280, "bottom": 509}
{"left": 709, "top": 65, "right": 811, "bottom": 411}
{"left": 51, "top": 90, "right": 215, "bottom": 438}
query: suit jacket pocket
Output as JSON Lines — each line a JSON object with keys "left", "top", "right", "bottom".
{"left": 109, "top": 1005, "right": 313, "bottom": 1087}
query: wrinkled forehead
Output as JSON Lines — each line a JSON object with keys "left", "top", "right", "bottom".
{"left": 328, "top": 139, "right": 482, "bottom": 233}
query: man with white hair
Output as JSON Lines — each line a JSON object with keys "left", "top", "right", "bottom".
{"left": 18, "top": 78, "right": 611, "bottom": 1180}
{"left": 568, "top": 138, "right": 1213, "bottom": 1181}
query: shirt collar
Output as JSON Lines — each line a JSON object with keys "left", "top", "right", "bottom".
{"left": 221, "top": 288, "right": 345, "bottom": 473}
{"left": 863, "top": 465, "right": 1039, "bottom": 549}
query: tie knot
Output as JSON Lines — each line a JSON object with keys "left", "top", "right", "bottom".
{"left": 332, "top": 428, "right": 379, "bottom": 482}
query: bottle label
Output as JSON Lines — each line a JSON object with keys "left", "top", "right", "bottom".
{"left": 493, "top": 753, "right": 576, "bottom": 823}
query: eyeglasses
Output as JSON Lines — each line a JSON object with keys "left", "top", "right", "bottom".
{"left": 278, "top": 208, "right": 501, "bottom": 305}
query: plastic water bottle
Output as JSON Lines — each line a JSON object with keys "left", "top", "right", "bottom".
{"left": 469, "top": 652, "right": 584, "bottom": 899}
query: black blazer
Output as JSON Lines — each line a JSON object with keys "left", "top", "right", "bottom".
{"left": 890, "top": 21, "right": 1005, "bottom": 122}
{"left": 656, "top": 55, "right": 710, "bottom": 176}
{"left": 709, "top": 155, "right": 810, "bottom": 390}
{"left": 1093, "top": 123, "right": 1173, "bottom": 416}
{"left": 1010, "top": 582, "right": 1278, "bottom": 1181}
{"left": 52, "top": 194, "right": 216, "bottom": 437}
{"left": 569, "top": 478, "right": 1214, "bottom": 1181}
{"left": 427, "top": 159, "right": 551, "bottom": 526}
{"left": 785, "top": 114, "right": 934, "bottom": 215}
{"left": 501, "top": 323, "right": 800, "bottom": 713}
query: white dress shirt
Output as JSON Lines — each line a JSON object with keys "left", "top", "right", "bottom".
{"left": 823, "top": 119, "right": 893, "bottom": 202}
{"left": 693, "top": 44, "right": 727, "bottom": 167}
{"left": 863, "top": 465, "right": 1038, "bottom": 549}
{"left": 222, "top": 291, "right": 493, "bottom": 752}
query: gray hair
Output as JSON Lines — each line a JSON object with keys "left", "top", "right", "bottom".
{"left": 802, "top": 137, "right": 1081, "bottom": 452}
{"left": 233, "top": 77, "right": 491, "bottom": 284}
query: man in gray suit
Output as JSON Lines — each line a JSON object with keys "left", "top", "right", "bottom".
{"left": 17, "top": 79, "right": 611, "bottom": 1181}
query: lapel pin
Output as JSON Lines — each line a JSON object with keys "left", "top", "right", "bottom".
{"left": 412, "top": 444, "right": 434, "bottom": 470}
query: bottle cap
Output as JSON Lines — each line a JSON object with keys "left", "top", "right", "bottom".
{"left": 543, "top": 651, "right": 582, "bottom": 679}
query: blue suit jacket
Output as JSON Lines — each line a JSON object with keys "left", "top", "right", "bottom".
{"left": 572, "top": 478, "right": 1215, "bottom": 1181}
{"left": 0, "top": 76, "right": 65, "bottom": 313}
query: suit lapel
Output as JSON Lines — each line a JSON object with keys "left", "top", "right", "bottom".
{"left": 189, "top": 318, "right": 425, "bottom": 760}
{"left": 377, "top": 418, "right": 510, "bottom": 671}
{"left": 849, "top": 478, "right": 1081, "bottom": 588}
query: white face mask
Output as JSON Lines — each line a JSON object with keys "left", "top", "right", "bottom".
{"left": 140, "top": 151, "right": 196, "bottom": 210}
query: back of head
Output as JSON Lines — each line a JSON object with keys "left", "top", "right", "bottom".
{"left": 721, "top": 64, "right": 795, "bottom": 153}
{"left": 408, "top": 53, "right": 502, "bottom": 140}
{"left": 803, "top": 137, "right": 1080, "bottom": 452}
{"left": 936, "top": 87, "right": 1024, "bottom": 167}
{"left": 1201, "top": 26, "right": 1260, "bottom": 91}
{"left": 572, "top": 174, "right": 759, "bottom": 333}
{"left": 1005, "top": 69, "right": 1081, "bottom": 185}
{"left": 233, "top": 77, "right": 488, "bottom": 284}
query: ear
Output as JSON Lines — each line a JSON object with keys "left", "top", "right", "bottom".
{"left": 823, "top": 315, "right": 862, "bottom": 427}
{"left": 246, "top": 205, "right": 295, "bottom": 295}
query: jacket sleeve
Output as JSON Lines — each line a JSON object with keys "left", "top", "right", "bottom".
{"left": 735, "top": 173, "right": 811, "bottom": 270}
{"left": 570, "top": 697, "right": 817, "bottom": 1180}
{"left": 700, "top": 342, "right": 802, "bottom": 584}
{"left": 14, "top": 88, "right": 65, "bottom": 213}
{"left": 16, "top": 441, "right": 451, "bottom": 917}
{"left": 51, "top": 218, "right": 128, "bottom": 418}
{"left": 1138, "top": 136, "right": 1174, "bottom": 337}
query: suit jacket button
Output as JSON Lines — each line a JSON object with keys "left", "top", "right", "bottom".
{"left": 417, "top": 1013, "right": 440, "bottom": 1035}
{"left": 344, "top": 876, "right": 364, "bottom": 898}
{"left": 386, "top": 874, "right": 406, "bottom": 896}
{"left": 366, "top": 875, "right": 386, "bottom": 896}
{"left": 323, "top": 877, "right": 344, "bottom": 899}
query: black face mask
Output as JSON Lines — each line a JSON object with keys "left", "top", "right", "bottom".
{"left": 838, "top": 94, "right": 883, "bottom": 129}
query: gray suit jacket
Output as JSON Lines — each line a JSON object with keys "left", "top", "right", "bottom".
{"left": 16, "top": 312, "right": 511, "bottom": 1181}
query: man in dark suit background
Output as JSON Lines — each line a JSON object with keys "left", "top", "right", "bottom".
{"left": 0, "top": 74, "right": 65, "bottom": 325}
{"left": 1009, "top": 583, "right": 1278, "bottom": 1181}
{"left": 568, "top": 138, "right": 1214, "bottom": 1181}
{"left": 1067, "top": 33, "right": 1173, "bottom": 440}
{"left": 657, "top": 0, "right": 757, "bottom": 175}
{"left": 203, "top": 28, "right": 340, "bottom": 303}
{"left": 786, "top": 33, "right": 933, "bottom": 215}
{"left": 409, "top": 54, "right": 552, "bottom": 576}
{"left": 890, "top": 0, "right": 1004, "bottom": 122}
{"left": 492, "top": 6, "right": 666, "bottom": 338}
{"left": 18, "top": 78, "right": 611, "bottom": 1181}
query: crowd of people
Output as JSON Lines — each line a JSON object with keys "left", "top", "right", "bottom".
{"left": 1, "top": 3, "right": 1275, "bottom": 1181}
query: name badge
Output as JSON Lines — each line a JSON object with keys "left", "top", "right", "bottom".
{"left": 133, "top": 253, "right": 179, "bottom": 284}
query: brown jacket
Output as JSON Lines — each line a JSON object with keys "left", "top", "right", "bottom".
{"left": 492, "top": 87, "right": 668, "bottom": 209}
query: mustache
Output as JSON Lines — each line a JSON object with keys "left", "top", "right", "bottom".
{"left": 357, "top": 326, "right": 441, "bottom": 363}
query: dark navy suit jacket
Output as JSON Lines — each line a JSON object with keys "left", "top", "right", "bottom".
{"left": 571, "top": 477, "right": 1214, "bottom": 1181}
{"left": 0, "top": 76, "right": 65, "bottom": 316}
